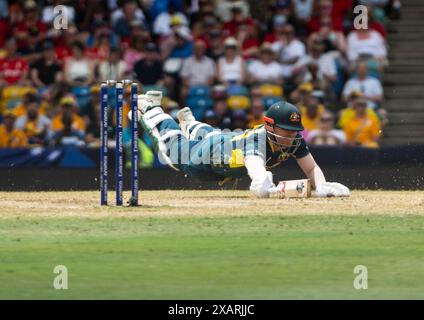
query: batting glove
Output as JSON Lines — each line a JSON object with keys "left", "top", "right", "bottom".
{"left": 314, "top": 182, "right": 350, "bottom": 197}
{"left": 250, "top": 171, "right": 275, "bottom": 198}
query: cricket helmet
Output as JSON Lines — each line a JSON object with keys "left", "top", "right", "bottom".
{"left": 263, "top": 101, "right": 304, "bottom": 151}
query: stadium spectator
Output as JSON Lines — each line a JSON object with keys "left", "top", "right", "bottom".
{"left": 0, "top": 38, "right": 29, "bottom": 86}
{"left": 64, "top": 41, "right": 95, "bottom": 87}
{"left": 341, "top": 96, "right": 381, "bottom": 148}
{"left": 299, "top": 96, "right": 326, "bottom": 131}
{"left": 112, "top": 0, "right": 145, "bottom": 38}
{"left": 231, "top": 109, "right": 248, "bottom": 130}
{"left": 161, "top": 26, "right": 193, "bottom": 60}
{"left": 30, "top": 41, "right": 62, "bottom": 89}
{"left": 222, "top": 1, "right": 254, "bottom": 37}
{"left": 123, "top": 35, "right": 146, "bottom": 73}
{"left": 13, "top": 0, "right": 46, "bottom": 52}
{"left": 217, "top": 37, "right": 246, "bottom": 86}
{"left": 342, "top": 61, "right": 383, "bottom": 109}
{"left": 15, "top": 93, "right": 52, "bottom": 145}
{"left": 292, "top": 0, "right": 315, "bottom": 36}
{"left": 248, "top": 42, "right": 284, "bottom": 85}
{"left": 98, "top": 47, "right": 128, "bottom": 83}
{"left": 153, "top": 3, "right": 188, "bottom": 38}
{"left": 264, "top": 14, "right": 289, "bottom": 44}
{"left": 134, "top": 43, "right": 164, "bottom": 86}
{"left": 50, "top": 108, "right": 85, "bottom": 147}
{"left": 293, "top": 38, "right": 337, "bottom": 89}
{"left": 51, "top": 96, "right": 85, "bottom": 135}
{"left": 272, "top": 24, "right": 306, "bottom": 79}
{"left": 0, "top": 111, "right": 28, "bottom": 148}
{"left": 307, "top": 0, "right": 349, "bottom": 34}
{"left": 205, "top": 30, "right": 225, "bottom": 61}
{"left": 307, "top": 110, "right": 346, "bottom": 146}
{"left": 346, "top": 26, "right": 387, "bottom": 67}
{"left": 180, "top": 39, "right": 216, "bottom": 98}
{"left": 53, "top": 24, "right": 78, "bottom": 62}
{"left": 307, "top": 15, "right": 347, "bottom": 54}
{"left": 247, "top": 97, "right": 265, "bottom": 128}
{"left": 203, "top": 109, "right": 220, "bottom": 128}
{"left": 236, "top": 21, "right": 260, "bottom": 59}
{"left": 213, "top": 96, "right": 232, "bottom": 129}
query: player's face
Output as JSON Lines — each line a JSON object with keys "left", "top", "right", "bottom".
{"left": 265, "top": 124, "right": 298, "bottom": 150}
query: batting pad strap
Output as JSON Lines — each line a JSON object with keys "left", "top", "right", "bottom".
{"left": 190, "top": 123, "right": 210, "bottom": 139}
{"left": 144, "top": 110, "right": 171, "bottom": 129}
{"left": 159, "top": 129, "right": 182, "bottom": 142}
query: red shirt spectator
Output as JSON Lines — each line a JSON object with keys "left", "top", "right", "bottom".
{"left": 13, "top": 2, "right": 46, "bottom": 51}
{"left": 307, "top": 0, "right": 352, "bottom": 34}
{"left": 0, "top": 39, "right": 29, "bottom": 85}
{"left": 223, "top": 5, "right": 255, "bottom": 37}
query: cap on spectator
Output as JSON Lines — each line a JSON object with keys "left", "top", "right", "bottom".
{"left": 204, "top": 110, "right": 218, "bottom": 119}
{"left": 227, "top": 95, "right": 250, "bottom": 110}
{"left": 224, "top": 37, "right": 239, "bottom": 48}
{"left": 273, "top": 15, "right": 287, "bottom": 26}
{"left": 170, "top": 15, "right": 184, "bottom": 26}
{"left": 145, "top": 42, "right": 157, "bottom": 52}
{"left": 24, "top": 0, "right": 37, "bottom": 11}
{"left": 60, "top": 96, "right": 77, "bottom": 107}
{"left": 353, "top": 95, "right": 368, "bottom": 106}
{"left": 260, "top": 42, "right": 274, "bottom": 53}
{"left": 175, "top": 26, "right": 192, "bottom": 40}
{"left": 348, "top": 90, "right": 364, "bottom": 100}
{"left": 299, "top": 82, "right": 313, "bottom": 93}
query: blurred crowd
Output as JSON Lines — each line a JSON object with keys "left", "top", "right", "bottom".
{"left": 0, "top": 0, "right": 402, "bottom": 166}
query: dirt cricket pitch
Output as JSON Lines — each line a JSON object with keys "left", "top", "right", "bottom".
{"left": 0, "top": 190, "right": 423, "bottom": 299}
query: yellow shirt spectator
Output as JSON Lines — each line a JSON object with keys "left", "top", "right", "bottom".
{"left": 338, "top": 106, "right": 380, "bottom": 128}
{"left": 52, "top": 96, "right": 86, "bottom": 132}
{"left": 341, "top": 98, "right": 381, "bottom": 148}
{"left": 0, "top": 112, "right": 28, "bottom": 148}
{"left": 299, "top": 102, "right": 325, "bottom": 131}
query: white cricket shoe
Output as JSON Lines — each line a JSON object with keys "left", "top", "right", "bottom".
{"left": 177, "top": 107, "right": 196, "bottom": 138}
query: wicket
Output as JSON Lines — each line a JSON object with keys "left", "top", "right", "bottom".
{"left": 100, "top": 80, "right": 139, "bottom": 206}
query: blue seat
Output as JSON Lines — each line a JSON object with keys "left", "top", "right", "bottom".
{"left": 188, "top": 85, "right": 210, "bottom": 98}
{"left": 186, "top": 96, "right": 213, "bottom": 120}
{"left": 71, "top": 86, "right": 91, "bottom": 111}
{"left": 227, "top": 84, "right": 249, "bottom": 97}
{"left": 262, "top": 96, "right": 283, "bottom": 110}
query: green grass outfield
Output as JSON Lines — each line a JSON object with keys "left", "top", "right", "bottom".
{"left": 1, "top": 212, "right": 424, "bottom": 299}
{"left": 1, "top": 190, "right": 424, "bottom": 299}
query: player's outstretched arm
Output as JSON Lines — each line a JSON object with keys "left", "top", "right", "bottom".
{"left": 245, "top": 155, "right": 275, "bottom": 198}
{"left": 296, "top": 153, "right": 350, "bottom": 197}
